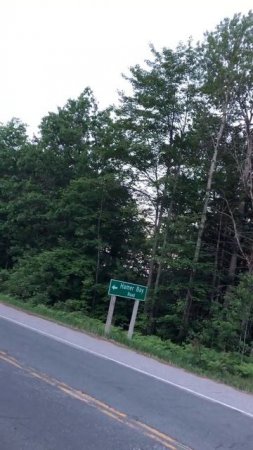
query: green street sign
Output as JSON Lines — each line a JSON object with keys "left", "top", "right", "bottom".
{"left": 108, "top": 279, "right": 147, "bottom": 301}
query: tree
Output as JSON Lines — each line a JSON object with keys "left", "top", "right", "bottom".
{"left": 117, "top": 42, "right": 198, "bottom": 331}
{"left": 180, "top": 11, "right": 253, "bottom": 338}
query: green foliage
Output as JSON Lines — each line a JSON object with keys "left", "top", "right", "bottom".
{"left": 3, "top": 248, "right": 93, "bottom": 307}
{"left": 204, "top": 274, "right": 253, "bottom": 353}
{"left": 0, "top": 12, "right": 253, "bottom": 384}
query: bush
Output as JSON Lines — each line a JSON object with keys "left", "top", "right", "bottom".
{"left": 3, "top": 248, "right": 94, "bottom": 306}
{"left": 235, "top": 363, "right": 253, "bottom": 378}
{"left": 54, "top": 298, "right": 88, "bottom": 313}
{"left": 205, "top": 274, "right": 253, "bottom": 354}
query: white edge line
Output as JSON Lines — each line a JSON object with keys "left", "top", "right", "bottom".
{"left": 0, "top": 312, "right": 253, "bottom": 420}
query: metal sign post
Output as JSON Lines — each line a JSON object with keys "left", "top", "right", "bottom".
{"left": 127, "top": 300, "right": 140, "bottom": 339}
{"left": 105, "top": 295, "right": 116, "bottom": 334}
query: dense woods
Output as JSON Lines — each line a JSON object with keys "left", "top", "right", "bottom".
{"left": 1, "top": 12, "right": 253, "bottom": 360}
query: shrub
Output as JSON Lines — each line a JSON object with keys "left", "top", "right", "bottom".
{"left": 3, "top": 248, "right": 94, "bottom": 306}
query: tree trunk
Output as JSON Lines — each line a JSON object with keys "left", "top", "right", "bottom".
{"left": 210, "top": 211, "right": 223, "bottom": 303}
{"left": 92, "top": 184, "right": 104, "bottom": 312}
{"left": 144, "top": 202, "right": 164, "bottom": 321}
{"left": 243, "top": 119, "right": 253, "bottom": 208}
{"left": 179, "top": 107, "right": 227, "bottom": 339}
{"left": 228, "top": 250, "right": 238, "bottom": 280}
{"left": 145, "top": 163, "right": 179, "bottom": 331}
{"left": 148, "top": 198, "right": 175, "bottom": 331}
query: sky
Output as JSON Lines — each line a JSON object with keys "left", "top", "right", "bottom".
{"left": 1, "top": 0, "right": 252, "bottom": 134}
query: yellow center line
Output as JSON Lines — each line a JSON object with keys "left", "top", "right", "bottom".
{"left": 135, "top": 420, "right": 176, "bottom": 443}
{"left": 0, "top": 351, "right": 191, "bottom": 450}
{"left": 0, "top": 352, "right": 22, "bottom": 369}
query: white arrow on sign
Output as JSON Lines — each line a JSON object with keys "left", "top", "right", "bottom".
{"left": 112, "top": 285, "right": 118, "bottom": 290}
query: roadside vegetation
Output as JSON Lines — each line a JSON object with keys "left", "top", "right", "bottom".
{"left": 0, "top": 12, "right": 253, "bottom": 390}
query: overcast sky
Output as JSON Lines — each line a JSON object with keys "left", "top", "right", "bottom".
{"left": 1, "top": 0, "right": 252, "bottom": 134}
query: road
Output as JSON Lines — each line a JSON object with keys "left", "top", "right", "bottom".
{"left": 0, "top": 304, "right": 252, "bottom": 450}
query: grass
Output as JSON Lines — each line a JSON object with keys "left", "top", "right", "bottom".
{"left": 1, "top": 293, "right": 253, "bottom": 393}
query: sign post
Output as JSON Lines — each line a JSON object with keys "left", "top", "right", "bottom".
{"left": 105, "top": 279, "right": 147, "bottom": 338}
{"left": 127, "top": 300, "right": 140, "bottom": 339}
{"left": 105, "top": 295, "right": 116, "bottom": 334}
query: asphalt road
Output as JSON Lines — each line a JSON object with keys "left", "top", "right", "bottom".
{"left": 0, "top": 357, "right": 171, "bottom": 450}
{"left": 0, "top": 312, "right": 252, "bottom": 450}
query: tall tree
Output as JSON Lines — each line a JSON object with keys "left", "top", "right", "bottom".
{"left": 117, "top": 42, "right": 198, "bottom": 331}
{"left": 181, "top": 12, "right": 253, "bottom": 338}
